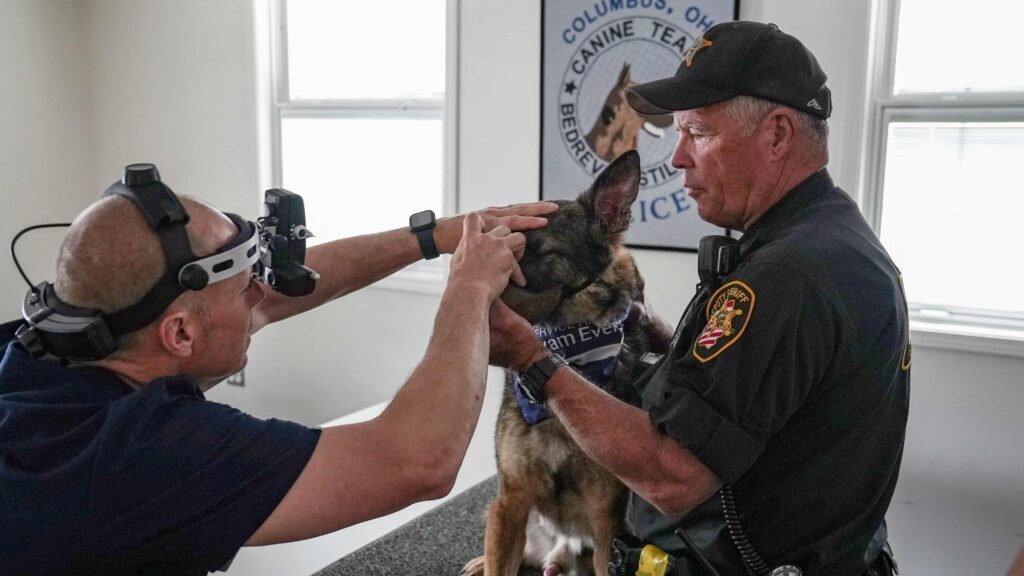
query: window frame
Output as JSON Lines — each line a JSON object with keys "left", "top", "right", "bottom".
{"left": 260, "top": 0, "right": 459, "bottom": 295}
{"left": 860, "top": 0, "right": 1024, "bottom": 357}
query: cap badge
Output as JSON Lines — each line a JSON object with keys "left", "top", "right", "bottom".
{"left": 693, "top": 280, "right": 755, "bottom": 363}
{"left": 807, "top": 98, "right": 823, "bottom": 111}
{"left": 684, "top": 36, "right": 713, "bottom": 67}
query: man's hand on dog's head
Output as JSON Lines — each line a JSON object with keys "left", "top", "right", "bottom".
{"left": 487, "top": 298, "right": 547, "bottom": 371}
{"left": 448, "top": 212, "right": 527, "bottom": 303}
{"left": 435, "top": 202, "right": 558, "bottom": 255}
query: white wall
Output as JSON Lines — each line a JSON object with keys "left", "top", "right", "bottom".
{"left": 84, "top": 0, "right": 261, "bottom": 207}
{"left": 892, "top": 347, "right": 1024, "bottom": 575}
{"left": 0, "top": 0, "right": 97, "bottom": 318}
{"left": 2, "top": 0, "right": 1022, "bottom": 574}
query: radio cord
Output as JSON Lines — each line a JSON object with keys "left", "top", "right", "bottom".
{"left": 721, "top": 484, "right": 770, "bottom": 576}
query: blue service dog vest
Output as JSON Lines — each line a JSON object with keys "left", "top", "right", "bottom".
{"left": 512, "top": 311, "right": 627, "bottom": 425}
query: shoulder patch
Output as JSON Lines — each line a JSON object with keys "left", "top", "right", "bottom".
{"left": 693, "top": 280, "right": 755, "bottom": 363}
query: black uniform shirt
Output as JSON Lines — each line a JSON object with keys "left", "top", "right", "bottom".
{"left": 630, "top": 170, "right": 911, "bottom": 576}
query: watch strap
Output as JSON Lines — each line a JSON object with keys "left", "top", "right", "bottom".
{"left": 409, "top": 210, "right": 440, "bottom": 260}
{"left": 518, "top": 353, "right": 568, "bottom": 404}
{"left": 415, "top": 228, "right": 439, "bottom": 260}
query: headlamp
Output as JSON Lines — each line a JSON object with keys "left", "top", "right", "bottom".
{"left": 12, "top": 163, "right": 318, "bottom": 361}
{"left": 178, "top": 214, "right": 260, "bottom": 291}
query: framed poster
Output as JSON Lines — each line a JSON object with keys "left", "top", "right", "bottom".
{"left": 541, "top": 0, "right": 739, "bottom": 251}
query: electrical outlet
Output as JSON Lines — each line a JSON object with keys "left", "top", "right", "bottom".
{"left": 226, "top": 371, "right": 245, "bottom": 387}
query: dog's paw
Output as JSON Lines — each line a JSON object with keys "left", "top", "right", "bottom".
{"left": 543, "top": 561, "right": 564, "bottom": 576}
{"left": 460, "top": 555, "right": 485, "bottom": 576}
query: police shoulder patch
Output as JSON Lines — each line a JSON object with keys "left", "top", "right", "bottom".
{"left": 693, "top": 280, "right": 755, "bottom": 363}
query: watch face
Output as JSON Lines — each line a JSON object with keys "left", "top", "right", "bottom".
{"left": 409, "top": 210, "right": 435, "bottom": 231}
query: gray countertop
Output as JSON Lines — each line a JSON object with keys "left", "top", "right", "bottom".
{"left": 314, "top": 476, "right": 542, "bottom": 576}
{"left": 313, "top": 475, "right": 491, "bottom": 575}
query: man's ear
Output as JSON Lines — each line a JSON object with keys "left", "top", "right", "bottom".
{"left": 764, "top": 108, "right": 797, "bottom": 160}
{"left": 156, "top": 307, "right": 198, "bottom": 358}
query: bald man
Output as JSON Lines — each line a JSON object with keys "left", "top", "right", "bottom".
{"left": 0, "top": 183, "right": 556, "bottom": 575}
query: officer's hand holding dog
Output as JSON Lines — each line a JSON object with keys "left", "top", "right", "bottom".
{"left": 486, "top": 299, "right": 546, "bottom": 371}
{"left": 625, "top": 271, "right": 674, "bottom": 355}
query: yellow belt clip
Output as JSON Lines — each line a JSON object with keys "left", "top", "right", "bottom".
{"left": 636, "top": 543, "right": 671, "bottom": 576}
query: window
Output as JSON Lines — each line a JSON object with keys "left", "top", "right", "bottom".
{"left": 263, "top": 0, "right": 455, "bottom": 292}
{"left": 863, "top": 0, "right": 1024, "bottom": 345}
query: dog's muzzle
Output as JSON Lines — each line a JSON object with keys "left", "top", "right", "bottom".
{"left": 500, "top": 285, "right": 563, "bottom": 324}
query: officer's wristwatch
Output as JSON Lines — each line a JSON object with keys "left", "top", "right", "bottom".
{"left": 409, "top": 210, "right": 439, "bottom": 260}
{"left": 517, "top": 352, "right": 569, "bottom": 404}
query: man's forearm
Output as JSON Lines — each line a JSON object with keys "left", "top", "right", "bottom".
{"left": 256, "top": 227, "right": 423, "bottom": 327}
{"left": 377, "top": 282, "right": 493, "bottom": 485}
{"left": 252, "top": 204, "right": 553, "bottom": 330}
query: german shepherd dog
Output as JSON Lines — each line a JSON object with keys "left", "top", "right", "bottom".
{"left": 462, "top": 151, "right": 654, "bottom": 576}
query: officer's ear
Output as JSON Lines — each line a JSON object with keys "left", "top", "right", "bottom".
{"left": 762, "top": 107, "right": 798, "bottom": 161}
{"left": 156, "top": 303, "right": 201, "bottom": 358}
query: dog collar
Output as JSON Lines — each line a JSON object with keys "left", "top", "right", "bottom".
{"left": 513, "top": 309, "right": 628, "bottom": 425}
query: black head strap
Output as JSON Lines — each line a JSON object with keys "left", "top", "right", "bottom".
{"left": 101, "top": 164, "right": 199, "bottom": 338}
{"left": 103, "top": 164, "right": 189, "bottom": 227}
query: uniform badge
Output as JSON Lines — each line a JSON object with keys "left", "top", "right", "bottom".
{"left": 684, "top": 35, "right": 713, "bottom": 67}
{"left": 693, "top": 280, "right": 755, "bottom": 363}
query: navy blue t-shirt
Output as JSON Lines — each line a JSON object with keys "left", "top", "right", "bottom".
{"left": 0, "top": 341, "right": 321, "bottom": 575}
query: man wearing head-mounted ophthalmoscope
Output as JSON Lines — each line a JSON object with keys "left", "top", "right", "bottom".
{"left": 0, "top": 163, "right": 557, "bottom": 575}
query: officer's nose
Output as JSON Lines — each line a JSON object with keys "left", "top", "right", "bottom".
{"left": 671, "top": 133, "right": 695, "bottom": 170}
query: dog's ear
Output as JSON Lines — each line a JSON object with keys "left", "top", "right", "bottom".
{"left": 618, "top": 63, "right": 631, "bottom": 87}
{"left": 580, "top": 150, "right": 641, "bottom": 235}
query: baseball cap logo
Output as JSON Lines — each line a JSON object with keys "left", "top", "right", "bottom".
{"left": 684, "top": 36, "right": 713, "bottom": 67}
{"left": 807, "top": 98, "right": 822, "bottom": 111}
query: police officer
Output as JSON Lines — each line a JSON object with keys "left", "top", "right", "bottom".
{"left": 494, "top": 21, "right": 908, "bottom": 575}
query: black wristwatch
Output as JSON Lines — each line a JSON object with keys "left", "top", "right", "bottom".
{"left": 409, "top": 210, "right": 439, "bottom": 260}
{"left": 517, "top": 352, "right": 569, "bottom": 404}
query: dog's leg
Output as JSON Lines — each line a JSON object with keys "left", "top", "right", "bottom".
{"left": 484, "top": 481, "right": 540, "bottom": 576}
{"left": 583, "top": 486, "right": 626, "bottom": 576}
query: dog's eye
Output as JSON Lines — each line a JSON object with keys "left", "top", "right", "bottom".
{"left": 601, "top": 105, "right": 616, "bottom": 126}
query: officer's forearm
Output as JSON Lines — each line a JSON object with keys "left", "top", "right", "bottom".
{"left": 546, "top": 368, "right": 722, "bottom": 517}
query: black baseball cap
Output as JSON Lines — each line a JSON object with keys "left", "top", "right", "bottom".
{"left": 625, "top": 21, "right": 832, "bottom": 120}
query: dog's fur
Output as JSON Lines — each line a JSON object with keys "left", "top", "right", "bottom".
{"left": 462, "top": 151, "right": 654, "bottom": 576}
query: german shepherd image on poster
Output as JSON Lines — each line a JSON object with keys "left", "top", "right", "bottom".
{"left": 463, "top": 150, "right": 659, "bottom": 576}
{"left": 585, "top": 64, "right": 673, "bottom": 164}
